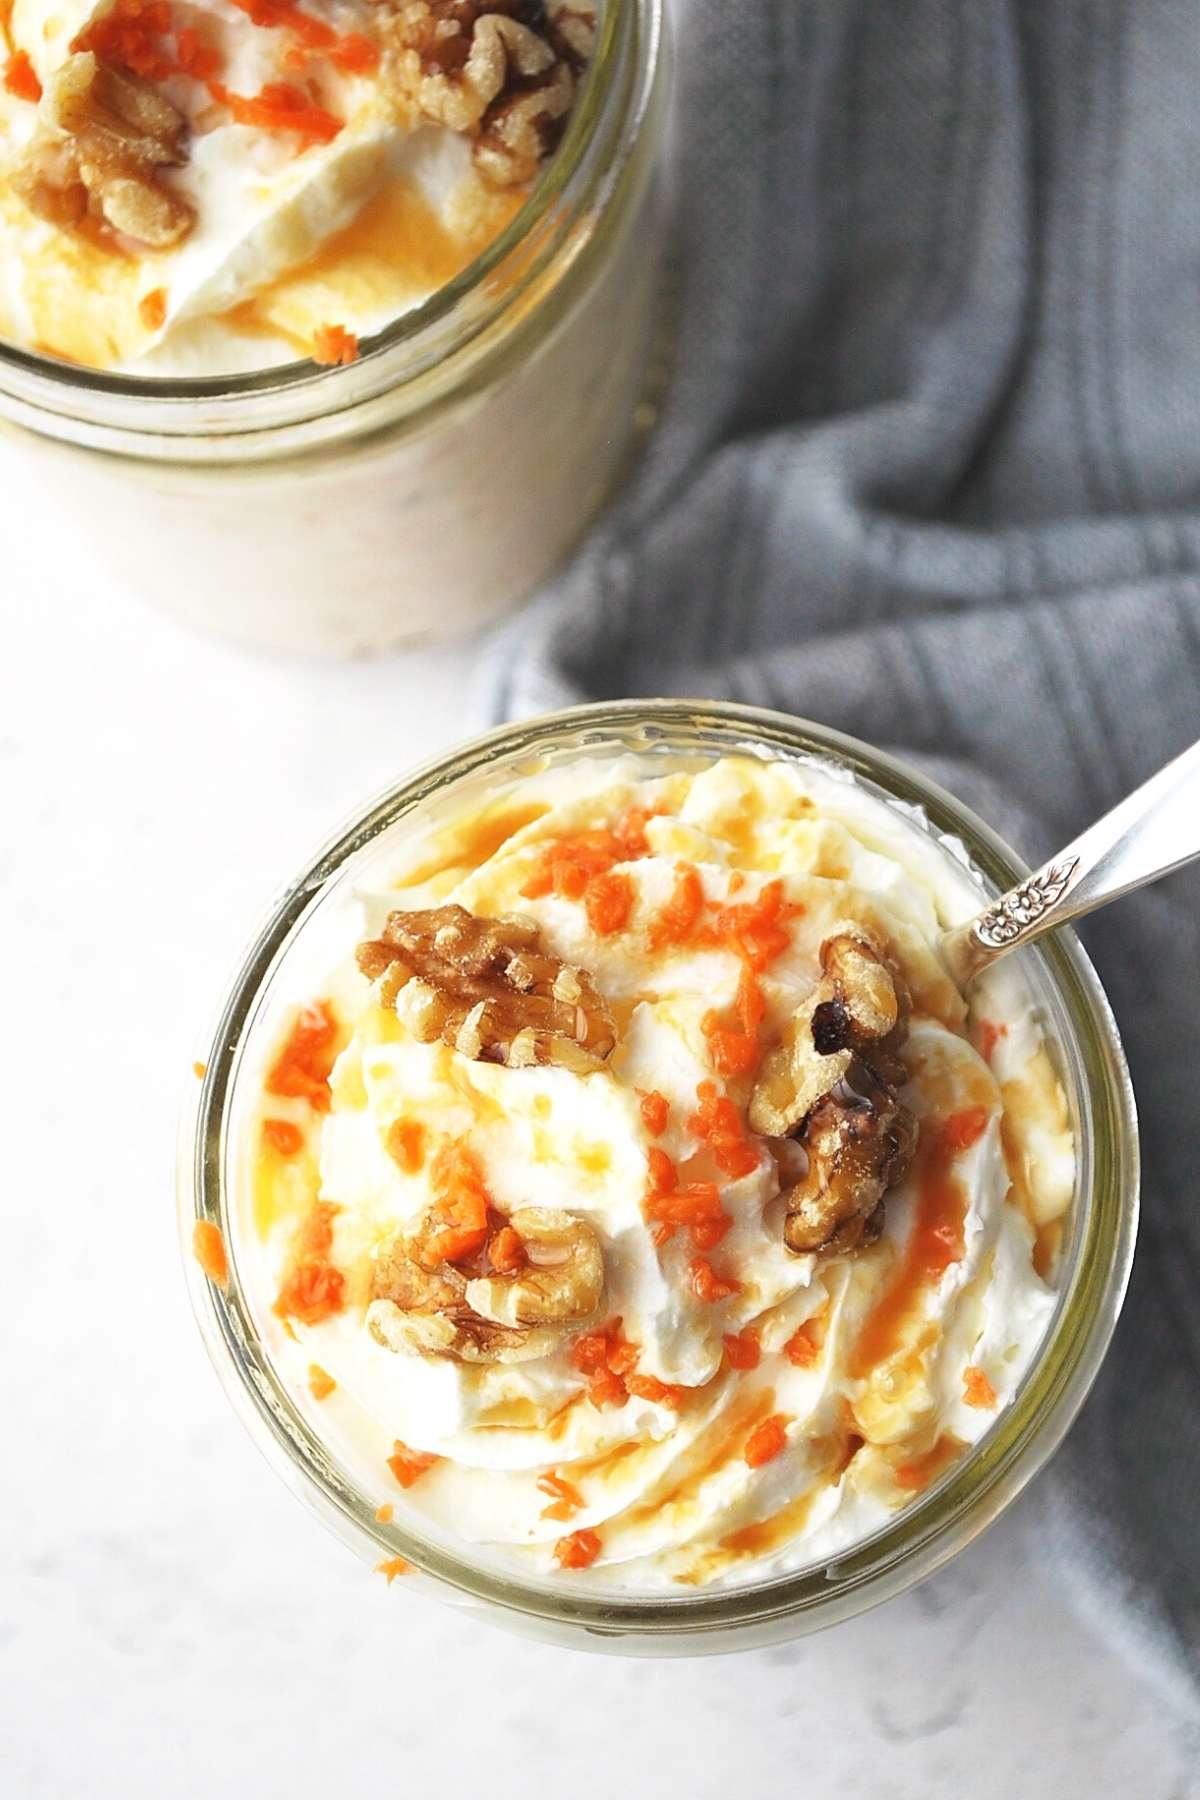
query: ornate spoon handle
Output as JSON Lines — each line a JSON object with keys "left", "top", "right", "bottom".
{"left": 940, "top": 735, "right": 1200, "bottom": 989}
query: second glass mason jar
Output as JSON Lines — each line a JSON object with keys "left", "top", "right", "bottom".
{"left": 181, "top": 701, "right": 1139, "bottom": 1654}
{"left": 0, "top": 0, "right": 667, "bottom": 656}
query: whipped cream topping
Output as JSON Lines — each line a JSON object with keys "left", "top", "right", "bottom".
{"left": 0, "top": 0, "right": 586, "bottom": 371}
{"left": 236, "top": 754, "right": 1074, "bottom": 1592}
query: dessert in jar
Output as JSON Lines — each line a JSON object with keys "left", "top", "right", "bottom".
{"left": 0, "top": 0, "right": 666, "bottom": 652}
{"left": 184, "top": 707, "right": 1136, "bottom": 1642}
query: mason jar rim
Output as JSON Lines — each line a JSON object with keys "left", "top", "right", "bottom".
{"left": 0, "top": 0, "right": 661, "bottom": 447}
{"left": 180, "top": 699, "right": 1139, "bottom": 1654}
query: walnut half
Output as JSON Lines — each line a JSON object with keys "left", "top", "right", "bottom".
{"left": 357, "top": 903, "right": 616, "bottom": 1072}
{"left": 751, "top": 926, "right": 917, "bottom": 1257}
{"left": 14, "top": 53, "right": 195, "bottom": 249}
{"left": 382, "top": 1, "right": 592, "bottom": 186}
{"left": 367, "top": 1206, "right": 602, "bottom": 1363}
{"left": 780, "top": 1063, "right": 917, "bottom": 1255}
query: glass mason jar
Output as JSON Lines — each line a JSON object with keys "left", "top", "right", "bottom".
{"left": 179, "top": 701, "right": 1138, "bottom": 1654}
{"left": 0, "top": 1, "right": 667, "bottom": 657}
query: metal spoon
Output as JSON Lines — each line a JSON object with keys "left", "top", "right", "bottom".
{"left": 939, "top": 735, "right": 1200, "bottom": 989}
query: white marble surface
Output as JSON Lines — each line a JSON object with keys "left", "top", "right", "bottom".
{"left": 3, "top": 562, "right": 1197, "bottom": 1799}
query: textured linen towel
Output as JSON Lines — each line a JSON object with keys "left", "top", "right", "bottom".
{"left": 483, "top": 0, "right": 1200, "bottom": 1703}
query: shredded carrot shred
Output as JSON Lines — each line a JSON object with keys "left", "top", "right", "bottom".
{"left": 688, "top": 1080, "right": 759, "bottom": 1177}
{"left": 4, "top": 50, "right": 42, "bottom": 101}
{"left": 192, "top": 1219, "right": 228, "bottom": 1288}
{"left": 977, "top": 1020, "right": 1007, "bottom": 1062}
{"left": 647, "top": 862, "right": 705, "bottom": 951}
{"left": 570, "top": 1318, "right": 634, "bottom": 1408}
{"left": 697, "top": 878, "right": 801, "bottom": 972}
{"left": 262, "top": 1117, "right": 304, "bottom": 1157}
{"left": 174, "top": 24, "right": 220, "bottom": 77}
{"left": 744, "top": 1413, "right": 789, "bottom": 1469}
{"left": 537, "top": 1470, "right": 584, "bottom": 1520}
{"left": 376, "top": 1556, "right": 411, "bottom": 1583}
{"left": 75, "top": 0, "right": 174, "bottom": 79}
{"left": 722, "top": 1326, "right": 761, "bottom": 1371}
{"left": 584, "top": 868, "right": 634, "bottom": 936}
{"left": 273, "top": 1200, "right": 345, "bottom": 1324}
{"left": 312, "top": 322, "right": 359, "bottom": 365}
{"left": 374, "top": 1503, "right": 394, "bottom": 1523}
{"left": 385, "top": 1116, "right": 427, "bottom": 1174}
{"left": 701, "top": 964, "right": 766, "bottom": 1078}
{"left": 687, "top": 1255, "right": 739, "bottom": 1304}
{"left": 783, "top": 1317, "right": 824, "bottom": 1368}
{"left": 940, "top": 1107, "right": 991, "bottom": 1153}
{"left": 387, "top": 1440, "right": 440, "bottom": 1489}
{"left": 626, "top": 1373, "right": 686, "bottom": 1409}
{"left": 266, "top": 1000, "right": 339, "bottom": 1111}
{"left": 307, "top": 1362, "right": 336, "bottom": 1400}
{"left": 962, "top": 1365, "right": 998, "bottom": 1409}
{"left": 211, "top": 80, "right": 343, "bottom": 145}
{"left": 489, "top": 1225, "right": 526, "bottom": 1274}
{"left": 426, "top": 1138, "right": 492, "bottom": 1264}
{"left": 612, "top": 805, "right": 657, "bottom": 859}
{"left": 138, "top": 287, "right": 167, "bottom": 331}
{"left": 644, "top": 1171, "right": 730, "bottom": 1252}
{"left": 638, "top": 1089, "right": 670, "bottom": 1136}
{"left": 553, "top": 1528, "right": 602, "bottom": 1570}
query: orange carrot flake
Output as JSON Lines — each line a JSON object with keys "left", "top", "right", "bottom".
{"left": 307, "top": 1362, "right": 336, "bottom": 1400}
{"left": 585, "top": 868, "right": 635, "bottom": 936}
{"left": 212, "top": 80, "right": 343, "bottom": 146}
{"left": 174, "top": 25, "right": 221, "bottom": 78}
{"left": 387, "top": 1440, "right": 440, "bottom": 1489}
{"left": 612, "top": 804, "right": 656, "bottom": 859}
{"left": 75, "top": 0, "right": 174, "bottom": 79}
{"left": 385, "top": 1116, "right": 427, "bottom": 1174}
{"left": 553, "top": 1528, "right": 602, "bottom": 1571}
{"left": 426, "top": 1138, "right": 492, "bottom": 1264}
{"left": 940, "top": 1107, "right": 991, "bottom": 1154}
{"left": 489, "top": 1224, "right": 526, "bottom": 1274}
{"left": 638, "top": 1089, "right": 670, "bottom": 1136}
{"left": 273, "top": 1200, "right": 345, "bottom": 1325}
{"left": 689, "top": 1080, "right": 759, "bottom": 1177}
{"left": 537, "top": 1470, "right": 584, "bottom": 1521}
{"left": 644, "top": 1175, "right": 730, "bottom": 1252}
{"left": 783, "top": 1318, "right": 823, "bottom": 1368}
{"left": 266, "top": 999, "right": 339, "bottom": 1111}
{"left": 688, "top": 1255, "right": 739, "bottom": 1304}
{"left": 4, "top": 50, "right": 42, "bottom": 101}
{"left": 744, "top": 1413, "right": 789, "bottom": 1469}
{"left": 722, "top": 1326, "right": 761, "bottom": 1371}
{"left": 192, "top": 1219, "right": 228, "bottom": 1288}
{"left": 138, "top": 287, "right": 167, "bottom": 331}
{"left": 375, "top": 1503, "right": 394, "bottom": 1523}
{"left": 572, "top": 1317, "right": 644, "bottom": 1406}
{"left": 701, "top": 965, "right": 765, "bottom": 1078}
{"left": 963, "top": 1365, "right": 998, "bottom": 1409}
{"left": 648, "top": 862, "right": 705, "bottom": 951}
{"left": 376, "top": 1556, "right": 411, "bottom": 1583}
{"left": 977, "top": 1020, "right": 1008, "bottom": 1063}
{"left": 699, "top": 879, "right": 800, "bottom": 973}
{"left": 262, "top": 1117, "right": 304, "bottom": 1157}
{"left": 627, "top": 1372, "right": 686, "bottom": 1409}
{"left": 312, "top": 322, "right": 359, "bottom": 365}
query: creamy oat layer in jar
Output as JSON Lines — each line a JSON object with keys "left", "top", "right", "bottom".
{"left": 209, "top": 749, "right": 1079, "bottom": 1592}
{"left": 0, "top": 0, "right": 666, "bottom": 650}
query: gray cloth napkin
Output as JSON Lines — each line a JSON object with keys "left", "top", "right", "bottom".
{"left": 482, "top": 0, "right": 1200, "bottom": 1703}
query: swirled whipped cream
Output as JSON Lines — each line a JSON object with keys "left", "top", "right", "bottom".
{"left": 230, "top": 753, "right": 1074, "bottom": 1592}
{"left": 0, "top": 0, "right": 591, "bottom": 371}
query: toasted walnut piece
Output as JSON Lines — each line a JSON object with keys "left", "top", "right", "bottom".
{"left": 357, "top": 903, "right": 616, "bottom": 1070}
{"left": 13, "top": 53, "right": 194, "bottom": 249}
{"left": 748, "top": 926, "right": 910, "bottom": 1138}
{"left": 464, "top": 1208, "right": 603, "bottom": 1326}
{"left": 781, "top": 1062, "right": 917, "bottom": 1255}
{"left": 380, "top": 0, "right": 587, "bottom": 184}
{"left": 367, "top": 1215, "right": 562, "bottom": 1363}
